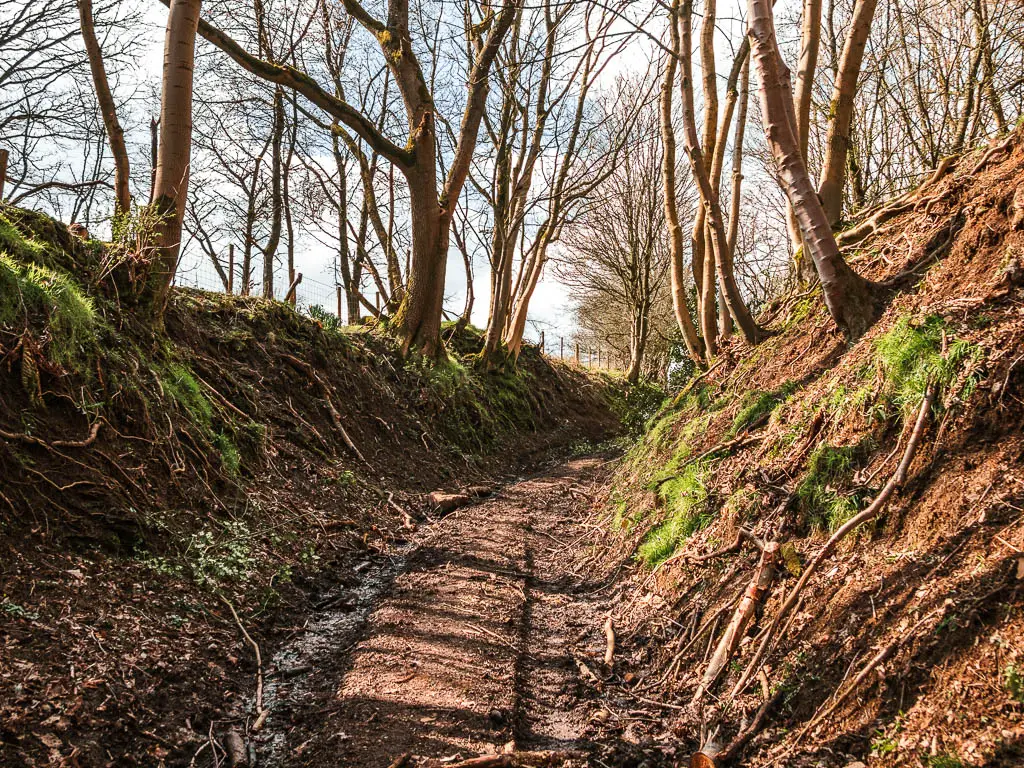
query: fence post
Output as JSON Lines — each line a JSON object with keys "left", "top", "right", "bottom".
{"left": 539, "top": 330, "right": 545, "bottom": 354}
{"left": 560, "top": 337, "right": 564, "bottom": 359}
{"left": 227, "top": 244, "right": 235, "bottom": 294}
{"left": 337, "top": 286, "right": 343, "bottom": 320}
{"left": 0, "top": 149, "right": 7, "bottom": 202}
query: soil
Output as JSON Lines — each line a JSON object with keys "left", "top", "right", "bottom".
{"left": 247, "top": 455, "right": 670, "bottom": 768}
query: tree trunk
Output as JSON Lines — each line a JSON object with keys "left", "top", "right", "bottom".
{"left": 392, "top": 129, "right": 447, "bottom": 357}
{"left": 788, "top": 0, "right": 822, "bottom": 284}
{"left": 748, "top": 0, "right": 877, "bottom": 339}
{"left": 661, "top": 0, "right": 705, "bottom": 366}
{"left": 148, "top": 0, "right": 202, "bottom": 313}
{"left": 816, "top": 0, "right": 879, "bottom": 227}
{"left": 78, "top": 0, "right": 131, "bottom": 219}
{"left": 263, "top": 86, "right": 285, "bottom": 299}
{"left": 678, "top": 1, "right": 761, "bottom": 347}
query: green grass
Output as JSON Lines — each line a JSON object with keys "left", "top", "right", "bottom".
{"left": 874, "top": 315, "right": 983, "bottom": 412}
{"left": 0, "top": 253, "right": 97, "bottom": 370}
{"left": 638, "top": 462, "right": 713, "bottom": 566}
{"left": 727, "top": 380, "right": 798, "bottom": 438}
{"left": 796, "top": 442, "right": 871, "bottom": 532}
{"left": 162, "top": 363, "right": 213, "bottom": 426}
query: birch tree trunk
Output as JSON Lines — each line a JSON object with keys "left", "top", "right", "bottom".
{"left": 747, "top": 0, "right": 877, "bottom": 339}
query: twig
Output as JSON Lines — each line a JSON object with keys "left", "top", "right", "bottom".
{"left": 730, "top": 381, "right": 937, "bottom": 700}
{"left": 221, "top": 597, "right": 265, "bottom": 725}
{"left": 603, "top": 615, "right": 616, "bottom": 667}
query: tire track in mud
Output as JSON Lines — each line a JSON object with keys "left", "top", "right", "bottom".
{"left": 250, "top": 457, "right": 612, "bottom": 767}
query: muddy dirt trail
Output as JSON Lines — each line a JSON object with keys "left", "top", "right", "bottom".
{"left": 248, "top": 456, "right": 663, "bottom": 768}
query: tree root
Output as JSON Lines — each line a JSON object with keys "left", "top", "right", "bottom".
{"left": 282, "top": 353, "right": 367, "bottom": 464}
{"left": 836, "top": 155, "right": 956, "bottom": 248}
{"left": 729, "top": 380, "right": 938, "bottom": 700}
{"left": 0, "top": 421, "right": 102, "bottom": 449}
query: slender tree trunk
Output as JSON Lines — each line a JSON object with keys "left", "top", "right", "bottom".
{"left": 263, "top": 86, "right": 285, "bottom": 299}
{"left": 748, "top": 0, "right": 877, "bottom": 339}
{"left": 78, "top": 0, "right": 131, "bottom": 219}
{"left": 661, "top": 0, "right": 705, "bottom": 366}
{"left": 816, "top": 0, "right": 879, "bottom": 226}
{"left": 149, "top": 0, "right": 202, "bottom": 312}
{"left": 678, "top": 1, "right": 761, "bottom": 346}
{"left": 788, "top": 0, "right": 822, "bottom": 284}
{"left": 975, "top": 0, "right": 1006, "bottom": 134}
{"left": 726, "top": 56, "right": 750, "bottom": 289}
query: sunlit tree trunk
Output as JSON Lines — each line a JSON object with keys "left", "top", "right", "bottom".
{"left": 788, "top": 0, "right": 822, "bottom": 284}
{"left": 748, "top": 0, "right": 877, "bottom": 339}
{"left": 677, "top": 1, "right": 761, "bottom": 346}
{"left": 661, "top": 0, "right": 705, "bottom": 366}
{"left": 149, "top": 0, "right": 202, "bottom": 312}
{"left": 816, "top": 0, "right": 879, "bottom": 226}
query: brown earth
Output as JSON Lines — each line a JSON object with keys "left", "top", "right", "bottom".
{"left": 248, "top": 455, "right": 671, "bottom": 768}
{"left": 585, "top": 131, "right": 1024, "bottom": 767}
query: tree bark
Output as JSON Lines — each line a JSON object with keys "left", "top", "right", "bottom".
{"left": 677, "top": 1, "right": 761, "bottom": 347}
{"left": 263, "top": 85, "right": 285, "bottom": 299}
{"left": 816, "top": 0, "right": 879, "bottom": 227}
{"left": 149, "top": 0, "right": 202, "bottom": 313}
{"left": 788, "top": 0, "right": 822, "bottom": 284}
{"left": 661, "top": 0, "right": 705, "bottom": 366}
{"left": 78, "top": 0, "right": 131, "bottom": 219}
{"left": 747, "top": 0, "right": 877, "bottom": 339}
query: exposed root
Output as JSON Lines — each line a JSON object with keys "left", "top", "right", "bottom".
{"left": 730, "top": 380, "right": 938, "bottom": 700}
{"left": 0, "top": 421, "right": 102, "bottom": 449}
{"left": 282, "top": 353, "right": 367, "bottom": 465}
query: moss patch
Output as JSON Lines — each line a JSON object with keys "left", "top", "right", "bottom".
{"left": 638, "top": 462, "right": 713, "bottom": 566}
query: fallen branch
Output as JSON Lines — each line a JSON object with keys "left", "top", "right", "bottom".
{"left": 692, "top": 689, "right": 783, "bottom": 767}
{"left": 603, "top": 615, "right": 616, "bottom": 667}
{"left": 730, "top": 381, "right": 938, "bottom": 700}
{"left": 428, "top": 491, "right": 473, "bottom": 514}
{"left": 435, "top": 750, "right": 585, "bottom": 767}
{"left": 693, "top": 541, "right": 780, "bottom": 705}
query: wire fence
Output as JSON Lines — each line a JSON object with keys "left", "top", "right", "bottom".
{"left": 173, "top": 260, "right": 621, "bottom": 372}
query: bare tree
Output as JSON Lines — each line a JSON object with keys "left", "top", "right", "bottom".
{"left": 558, "top": 91, "right": 674, "bottom": 383}
{"left": 187, "top": 0, "right": 521, "bottom": 356}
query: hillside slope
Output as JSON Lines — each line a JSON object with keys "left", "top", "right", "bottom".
{"left": 0, "top": 207, "right": 621, "bottom": 767}
{"left": 589, "top": 133, "right": 1024, "bottom": 766}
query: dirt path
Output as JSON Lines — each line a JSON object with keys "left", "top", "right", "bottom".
{"left": 252, "top": 456, "right": 647, "bottom": 768}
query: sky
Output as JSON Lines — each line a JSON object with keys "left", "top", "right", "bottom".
{"left": 86, "top": 0, "right": 796, "bottom": 344}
